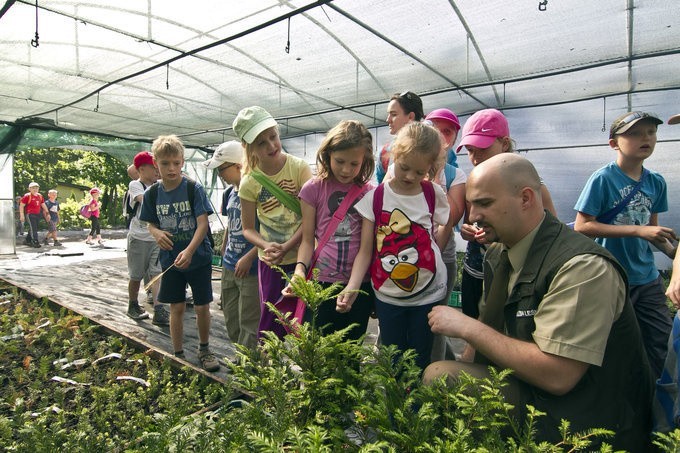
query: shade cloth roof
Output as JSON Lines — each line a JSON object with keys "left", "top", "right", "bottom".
{"left": 1, "top": 0, "right": 680, "bottom": 159}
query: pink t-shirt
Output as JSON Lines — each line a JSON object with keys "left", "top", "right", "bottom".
{"left": 88, "top": 200, "right": 100, "bottom": 218}
{"left": 298, "top": 177, "right": 372, "bottom": 283}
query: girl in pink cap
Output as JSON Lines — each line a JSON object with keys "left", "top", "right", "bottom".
{"left": 457, "top": 109, "right": 555, "bottom": 326}
{"left": 85, "top": 187, "right": 104, "bottom": 245}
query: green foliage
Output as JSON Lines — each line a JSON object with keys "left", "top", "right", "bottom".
{"left": 3, "top": 276, "right": 680, "bottom": 452}
{"left": 0, "top": 287, "right": 226, "bottom": 451}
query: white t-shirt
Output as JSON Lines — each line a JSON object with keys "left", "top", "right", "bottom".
{"left": 128, "top": 179, "right": 153, "bottom": 241}
{"left": 385, "top": 163, "right": 466, "bottom": 262}
{"left": 355, "top": 181, "right": 449, "bottom": 306}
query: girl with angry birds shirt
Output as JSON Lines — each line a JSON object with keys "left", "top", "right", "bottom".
{"left": 339, "top": 121, "right": 451, "bottom": 371}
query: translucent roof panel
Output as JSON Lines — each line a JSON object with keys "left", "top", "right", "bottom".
{"left": 1, "top": 0, "right": 678, "bottom": 156}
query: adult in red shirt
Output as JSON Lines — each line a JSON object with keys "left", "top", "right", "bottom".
{"left": 19, "top": 182, "right": 49, "bottom": 248}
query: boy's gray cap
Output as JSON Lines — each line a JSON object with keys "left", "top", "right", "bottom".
{"left": 609, "top": 111, "right": 662, "bottom": 138}
{"left": 201, "top": 140, "right": 244, "bottom": 169}
{"left": 28, "top": 182, "right": 39, "bottom": 188}
{"left": 232, "top": 106, "right": 277, "bottom": 144}
{"left": 668, "top": 114, "right": 680, "bottom": 125}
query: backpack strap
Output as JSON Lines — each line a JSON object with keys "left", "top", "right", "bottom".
{"left": 443, "top": 164, "right": 456, "bottom": 191}
{"left": 221, "top": 186, "right": 234, "bottom": 216}
{"left": 421, "top": 180, "right": 435, "bottom": 217}
{"left": 372, "top": 183, "right": 385, "bottom": 228}
{"left": 596, "top": 168, "right": 650, "bottom": 224}
{"left": 379, "top": 143, "right": 391, "bottom": 174}
{"left": 186, "top": 178, "right": 215, "bottom": 247}
{"left": 373, "top": 181, "right": 435, "bottom": 222}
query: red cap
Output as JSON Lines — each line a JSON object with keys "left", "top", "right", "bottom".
{"left": 133, "top": 151, "right": 154, "bottom": 169}
{"left": 90, "top": 187, "right": 100, "bottom": 194}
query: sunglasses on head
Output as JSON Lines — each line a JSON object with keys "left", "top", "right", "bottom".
{"left": 610, "top": 111, "right": 660, "bottom": 138}
{"left": 399, "top": 91, "right": 416, "bottom": 101}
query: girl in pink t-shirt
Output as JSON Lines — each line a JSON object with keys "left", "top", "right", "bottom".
{"left": 85, "top": 187, "right": 103, "bottom": 245}
{"left": 288, "top": 120, "right": 375, "bottom": 340}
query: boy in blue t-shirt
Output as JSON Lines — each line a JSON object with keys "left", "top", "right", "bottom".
{"left": 202, "top": 141, "right": 259, "bottom": 353}
{"left": 574, "top": 111, "right": 677, "bottom": 379}
{"left": 139, "top": 134, "right": 219, "bottom": 372}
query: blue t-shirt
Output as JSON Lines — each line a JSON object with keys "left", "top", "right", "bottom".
{"left": 574, "top": 162, "right": 668, "bottom": 285}
{"left": 45, "top": 199, "right": 59, "bottom": 222}
{"left": 139, "top": 177, "right": 213, "bottom": 271}
{"left": 223, "top": 187, "right": 257, "bottom": 274}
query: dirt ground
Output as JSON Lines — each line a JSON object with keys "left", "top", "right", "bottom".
{"left": 0, "top": 229, "right": 384, "bottom": 381}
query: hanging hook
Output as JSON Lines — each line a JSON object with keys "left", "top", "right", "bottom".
{"left": 30, "top": 0, "right": 40, "bottom": 47}
{"left": 601, "top": 97, "right": 607, "bottom": 132}
{"left": 94, "top": 91, "right": 99, "bottom": 112}
{"left": 538, "top": 0, "right": 548, "bottom": 11}
{"left": 285, "top": 18, "right": 291, "bottom": 54}
{"left": 166, "top": 64, "right": 170, "bottom": 90}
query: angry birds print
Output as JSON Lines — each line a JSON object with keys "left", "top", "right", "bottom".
{"left": 371, "top": 208, "right": 436, "bottom": 299}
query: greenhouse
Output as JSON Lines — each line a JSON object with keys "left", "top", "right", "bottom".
{"left": 2, "top": 1, "right": 680, "bottom": 450}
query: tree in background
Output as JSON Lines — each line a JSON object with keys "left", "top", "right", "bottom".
{"left": 14, "top": 147, "right": 129, "bottom": 227}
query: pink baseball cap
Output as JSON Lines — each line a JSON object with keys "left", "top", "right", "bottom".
{"left": 425, "top": 108, "right": 460, "bottom": 131}
{"left": 456, "top": 109, "right": 509, "bottom": 152}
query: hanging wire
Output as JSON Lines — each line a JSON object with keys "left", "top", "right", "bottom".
{"left": 503, "top": 82, "right": 506, "bottom": 105}
{"left": 30, "top": 0, "right": 40, "bottom": 47}
{"left": 285, "top": 18, "right": 291, "bottom": 53}
{"left": 601, "top": 97, "right": 607, "bottom": 132}
{"left": 538, "top": 1, "right": 548, "bottom": 11}
{"left": 166, "top": 64, "right": 170, "bottom": 89}
{"left": 94, "top": 91, "right": 99, "bottom": 112}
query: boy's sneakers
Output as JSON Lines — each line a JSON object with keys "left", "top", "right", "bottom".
{"left": 127, "top": 302, "right": 149, "bottom": 320}
{"left": 43, "top": 239, "right": 49, "bottom": 245}
{"left": 152, "top": 305, "right": 170, "bottom": 326}
{"left": 54, "top": 240, "right": 62, "bottom": 246}
{"left": 198, "top": 348, "right": 220, "bottom": 372}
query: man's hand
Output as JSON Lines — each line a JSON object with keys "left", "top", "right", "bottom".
{"left": 428, "top": 305, "right": 474, "bottom": 339}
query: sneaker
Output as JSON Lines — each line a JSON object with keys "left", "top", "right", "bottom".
{"left": 32, "top": 242, "right": 41, "bottom": 248}
{"left": 85, "top": 240, "right": 93, "bottom": 245}
{"left": 43, "top": 239, "right": 49, "bottom": 245}
{"left": 127, "top": 302, "right": 149, "bottom": 320}
{"left": 152, "top": 305, "right": 170, "bottom": 326}
{"left": 54, "top": 240, "right": 62, "bottom": 246}
{"left": 198, "top": 349, "right": 220, "bottom": 372}
{"left": 146, "top": 291, "right": 154, "bottom": 305}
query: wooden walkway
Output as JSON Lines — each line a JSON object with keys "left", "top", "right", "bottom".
{"left": 0, "top": 237, "right": 238, "bottom": 381}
